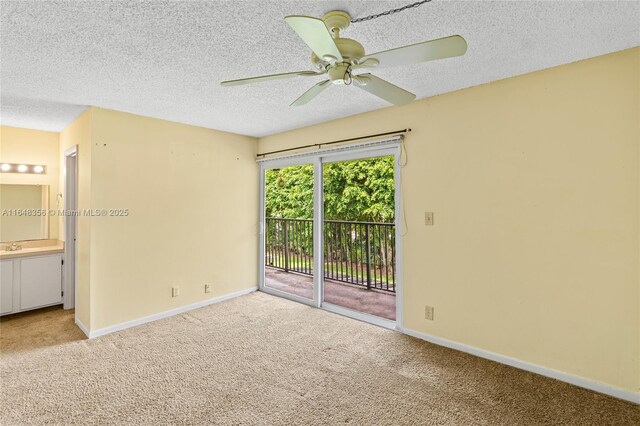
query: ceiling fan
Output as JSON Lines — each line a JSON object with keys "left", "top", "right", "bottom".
{"left": 220, "top": 10, "right": 467, "bottom": 107}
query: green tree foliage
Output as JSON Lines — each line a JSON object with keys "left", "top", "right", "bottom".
{"left": 265, "top": 156, "right": 395, "bottom": 223}
{"left": 265, "top": 164, "right": 314, "bottom": 219}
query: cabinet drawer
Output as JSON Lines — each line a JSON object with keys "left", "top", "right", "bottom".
{"left": 20, "top": 254, "right": 62, "bottom": 310}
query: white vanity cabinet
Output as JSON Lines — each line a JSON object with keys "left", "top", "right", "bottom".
{"left": 0, "top": 260, "right": 13, "bottom": 314}
{"left": 0, "top": 253, "right": 63, "bottom": 316}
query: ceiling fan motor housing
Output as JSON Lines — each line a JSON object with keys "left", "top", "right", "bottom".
{"left": 311, "top": 10, "right": 365, "bottom": 79}
{"left": 311, "top": 38, "right": 365, "bottom": 67}
{"left": 323, "top": 10, "right": 351, "bottom": 34}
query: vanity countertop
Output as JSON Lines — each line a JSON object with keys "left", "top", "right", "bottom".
{"left": 0, "top": 239, "right": 65, "bottom": 260}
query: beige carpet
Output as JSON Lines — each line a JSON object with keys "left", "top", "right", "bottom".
{"left": 1, "top": 305, "right": 86, "bottom": 354}
{"left": 1, "top": 292, "right": 638, "bottom": 425}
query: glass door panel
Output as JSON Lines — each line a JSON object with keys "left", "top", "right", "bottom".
{"left": 322, "top": 156, "right": 397, "bottom": 320}
{"left": 263, "top": 164, "right": 314, "bottom": 300}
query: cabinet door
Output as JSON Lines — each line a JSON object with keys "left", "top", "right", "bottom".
{"left": 20, "top": 254, "right": 62, "bottom": 310}
{"left": 0, "top": 260, "right": 13, "bottom": 314}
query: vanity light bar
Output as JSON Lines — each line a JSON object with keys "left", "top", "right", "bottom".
{"left": 0, "top": 163, "right": 47, "bottom": 174}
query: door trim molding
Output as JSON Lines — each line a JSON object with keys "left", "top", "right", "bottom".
{"left": 63, "top": 145, "right": 78, "bottom": 311}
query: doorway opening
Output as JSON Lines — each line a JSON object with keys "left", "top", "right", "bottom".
{"left": 63, "top": 146, "right": 77, "bottom": 311}
{"left": 259, "top": 143, "right": 402, "bottom": 328}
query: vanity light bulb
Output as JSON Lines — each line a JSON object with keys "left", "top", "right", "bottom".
{"left": 33, "top": 165, "right": 44, "bottom": 173}
{"left": 0, "top": 164, "right": 10, "bottom": 172}
{"left": 17, "top": 165, "right": 28, "bottom": 172}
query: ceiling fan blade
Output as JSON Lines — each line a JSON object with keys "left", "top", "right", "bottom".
{"left": 354, "top": 74, "right": 415, "bottom": 106}
{"left": 285, "top": 16, "right": 343, "bottom": 63}
{"left": 357, "top": 35, "right": 467, "bottom": 69}
{"left": 291, "top": 80, "right": 332, "bottom": 106}
{"left": 220, "top": 71, "right": 321, "bottom": 87}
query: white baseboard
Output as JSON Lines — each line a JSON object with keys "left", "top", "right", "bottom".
{"left": 402, "top": 328, "right": 639, "bottom": 405}
{"left": 74, "top": 290, "right": 638, "bottom": 404}
{"left": 74, "top": 316, "right": 90, "bottom": 338}
{"left": 86, "top": 287, "right": 258, "bottom": 339}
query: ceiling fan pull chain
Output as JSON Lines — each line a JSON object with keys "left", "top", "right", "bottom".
{"left": 343, "top": 66, "right": 353, "bottom": 85}
{"left": 350, "top": 0, "right": 433, "bottom": 23}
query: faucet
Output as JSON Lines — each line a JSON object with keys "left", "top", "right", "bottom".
{"left": 5, "top": 242, "right": 22, "bottom": 251}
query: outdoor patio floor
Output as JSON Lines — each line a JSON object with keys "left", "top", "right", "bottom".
{"left": 265, "top": 267, "right": 396, "bottom": 321}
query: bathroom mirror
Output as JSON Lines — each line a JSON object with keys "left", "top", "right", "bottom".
{"left": 0, "top": 184, "right": 50, "bottom": 243}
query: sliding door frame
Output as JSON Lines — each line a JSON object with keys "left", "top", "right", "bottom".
{"left": 318, "top": 146, "right": 403, "bottom": 330}
{"left": 258, "top": 156, "right": 322, "bottom": 308}
{"left": 258, "top": 142, "right": 403, "bottom": 330}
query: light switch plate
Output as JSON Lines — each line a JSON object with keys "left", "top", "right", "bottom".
{"left": 425, "top": 212, "right": 434, "bottom": 226}
{"left": 172, "top": 287, "right": 179, "bottom": 297}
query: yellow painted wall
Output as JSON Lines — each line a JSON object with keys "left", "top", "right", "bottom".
{"left": 59, "top": 109, "right": 93, "bottom": 328}
{"left": 259, "top": 48, "right": 640, "bottom": 393}
{"left": 0, "top": 126, "right": 60, "bottom": 239}
{"left": 87, "top": 108, "right": 259, "bottom": 329}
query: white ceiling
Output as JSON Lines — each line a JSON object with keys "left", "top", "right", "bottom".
{"left": 1, "top": 1, "right": 638, "bottom": 137}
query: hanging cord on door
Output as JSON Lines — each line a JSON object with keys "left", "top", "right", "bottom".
{"left": 350, "top": 0, "right": 433, "bottom": 23}
{"left": 398, "top": 138, "right": 409, "bottom": 236}
{"left": 398, "top": 138, "right": 408, "bottom": 167}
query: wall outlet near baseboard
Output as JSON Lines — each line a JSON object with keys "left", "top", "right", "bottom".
{"left": 204, "top": 283, "right": 212, "bottom": 294}
{"left": 425, "top": 305, "right": 434, "bottom": 320}
{"left": 172, "top": 286, "right": 179, "bottom": 297}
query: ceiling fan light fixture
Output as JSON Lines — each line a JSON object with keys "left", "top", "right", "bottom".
{"left": 328, "top": 64, "right": 351, "bottom": 84}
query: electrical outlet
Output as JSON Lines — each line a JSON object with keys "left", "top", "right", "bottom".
{"left": 424, "top": 212, "right": 434, "bottom": 226}
{"left": 425, "top": 305, "right": 434, "bottom": 320}
{"left": 172, "top": 286, "right": 179, "bottom": 297}
{"left": 204, "top": 283, "right": 212, "bottom": 294}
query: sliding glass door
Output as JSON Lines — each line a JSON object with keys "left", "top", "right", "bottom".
{"left": 321, "top": 155, "right": 396, "bottom": 321}
{"left": 259, "top": 144, "right": 402, "bottom": 327}
{"left": 261, "top": 161, "right": 318, "bottom": 304}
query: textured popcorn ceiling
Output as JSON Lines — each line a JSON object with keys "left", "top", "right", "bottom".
{"left": 1, "top": 1, "right": 639, "bottom": 137}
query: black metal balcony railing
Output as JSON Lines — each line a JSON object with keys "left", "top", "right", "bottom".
{"left": 265, "top": 218, "right": 396, "bottom": 293}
